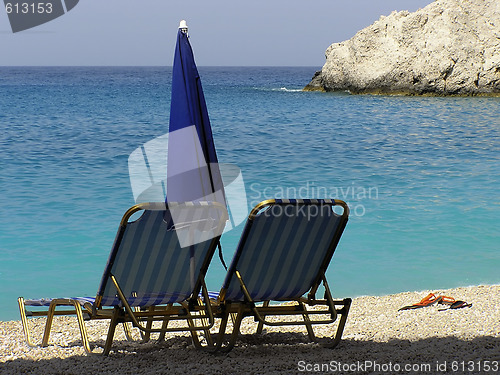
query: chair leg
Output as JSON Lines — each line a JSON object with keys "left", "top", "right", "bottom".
{"left": 202, "top": 325, "right": 214, "bottom": 347}
{"left": 157, "top": 319, "right": 169, "bottom": 342}
{"left": 212, "top": 309, "right": 230, "bottom": 351}
{"left": 192, "top": 299, "right": 214, "bottom": 348}
{"left": 18, "top": 298, "right": 37, "bottom": 348}
{"left": 71, "top": 300, "right": 92, "bottom": 354}
{"left": 255, "top": 301, "right": 269, "bottom": 334}
{"left": 122, "top": 322, "right": 135, "bottom": 342}
{"left": 219, "top": 305, "right": 244, "bottom": 353}
{"left": 103, "top": 307, "right": 121, "bottom": 356}
{"left": 141, "top": 306, "right": 154, "bottom": 343}
{"left": 185, "top": 309, "right": 202, "bottom": 348}
{"left": 322, "top": 277, "right": 338, "bottom": 322}
{"left": 229, "top": 312, "right": 239, "bottom": 328}
{"left": 190, "top": 315, "right": 214, "bottom": 350}
{"left": 298, "top": 301, "right": 316, "bottom": 341}
{"left": 184, "top": 302, "right": 214, "bottom": 349}
{"left": 157, "top": 304, "right": 173, "bottom": 342}
{"left": 41, "top": 301, "right": 58, "bottom": 347}
{"left": 321, "top": 298, "right": 352, "bottom": 349}
{"left": 121, "top": 306, "right": 143, "bottom": 342}
{"left": 194, "top": 304, "right": 243, "bottom": 353}
{"left": 189, "top": 327, "right": 204, "bottom": 349}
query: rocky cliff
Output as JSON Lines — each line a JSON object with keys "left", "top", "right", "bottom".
{"left": 305, "top": 0, "right": 500, "bottom": 95}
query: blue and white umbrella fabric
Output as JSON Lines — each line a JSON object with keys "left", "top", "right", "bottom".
{"left": 127, "top": 21, "right": 248, "bottom": 248}
{"left": 166, "top": 21, "right": 225, "bottom": 207}
{"left": 166, "top": 21, "right": 228, "bottom": 248}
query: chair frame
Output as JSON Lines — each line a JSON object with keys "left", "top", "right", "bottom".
{"left": 192, "top": 199, "right": 351, "bottom": 352}
{"left": 18, "top": 201, "right": 227, "bottom": 355}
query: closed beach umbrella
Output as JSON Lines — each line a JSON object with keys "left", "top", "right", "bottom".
{"left": 166, "top": 20, "right": 227, "bottom": 279}
{"left": 166, "top": 20, "right": 226, "bottom": 208}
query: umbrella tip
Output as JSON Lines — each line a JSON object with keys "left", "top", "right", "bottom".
{"left": 179, "top": 20, "right": 188, "bottom": 34}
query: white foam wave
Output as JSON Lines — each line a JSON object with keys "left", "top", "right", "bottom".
{"left": 275, "top": 87, "right": 303, "bottom": 92}
{"left": 252, "top": 86, "right": 304, "bottom": 92}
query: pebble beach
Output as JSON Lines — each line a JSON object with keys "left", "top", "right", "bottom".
{"left": 1, "top": 285, "right": 499, "bottom": 374}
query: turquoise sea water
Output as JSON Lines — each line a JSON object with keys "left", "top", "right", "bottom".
{"left": 0, "top": 67, "right": 499, "bottom": 321}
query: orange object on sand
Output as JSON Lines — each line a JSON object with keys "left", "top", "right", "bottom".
{"left": 399, "top": 293, "right": 456, "bottom": 311}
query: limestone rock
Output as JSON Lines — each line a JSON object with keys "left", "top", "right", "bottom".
{"left": 305, "top": 0, "right": 500, "bottom": 95}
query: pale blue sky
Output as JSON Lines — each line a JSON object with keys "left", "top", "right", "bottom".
{"left": 1, "top": 0, "right": 432, "bottom": 66}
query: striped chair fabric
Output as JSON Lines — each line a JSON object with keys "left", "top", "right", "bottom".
{"left": 24, "top": 202, "right": 225, "bottom": 308}
{"left": 222, "top": 199, "right": 344, "bottom": 302}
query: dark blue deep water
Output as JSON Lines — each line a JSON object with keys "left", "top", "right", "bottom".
{"left": 0, "top": 67, "right": 499, "bottom": 321}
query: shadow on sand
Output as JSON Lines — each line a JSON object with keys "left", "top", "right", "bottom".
{"left": 2, "top": 333, "right": 499, "bottom": 374}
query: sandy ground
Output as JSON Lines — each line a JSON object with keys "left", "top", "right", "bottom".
{"left": 1, "top": 285, "right": 499, "bottom": 374}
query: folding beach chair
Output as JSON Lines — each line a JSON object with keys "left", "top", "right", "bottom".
{"left": 18, "top": 201, "right": 227, "bottom": 355}
{"left": 193, "top": 199, "right": 351, "bottom": 352}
